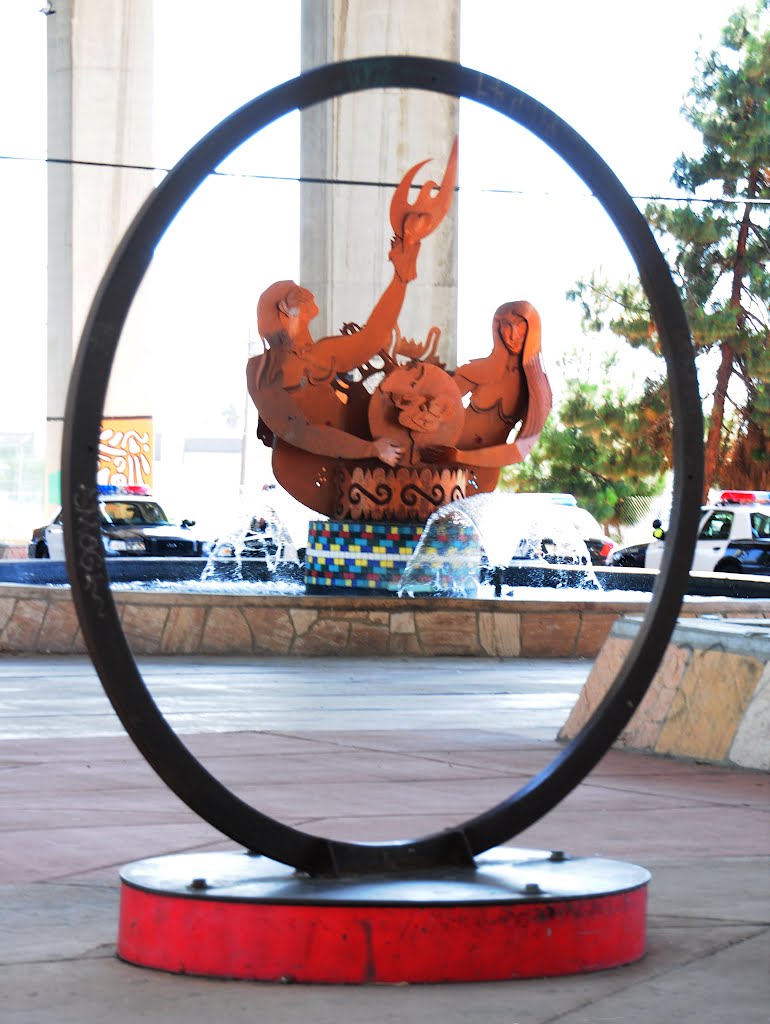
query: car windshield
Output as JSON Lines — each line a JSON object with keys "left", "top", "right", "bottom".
{"left": 102, "top": 500, "right": 172, "bottom": 526}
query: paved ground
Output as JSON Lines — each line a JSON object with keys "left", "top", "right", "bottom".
{"left": 0, "top": 654, "right": 768, "bottom": 1022}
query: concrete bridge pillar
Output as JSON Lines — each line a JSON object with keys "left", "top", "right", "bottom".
{"left": 300, "top": 0, "right": 460, "bottom": 368}
{"left": 45, "top": 0, "right": 154, "bottom": 509}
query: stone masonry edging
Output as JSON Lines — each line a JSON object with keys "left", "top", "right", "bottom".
{"left": 559, "top": 616, "right": 770, "bottom": 770}
{"left": 1, "top": 584, "right": 768, "bottom": 659}
{"left": 0, "top": 543, "right": 26, "bottom": 560}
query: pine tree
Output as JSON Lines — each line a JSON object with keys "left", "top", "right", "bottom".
{"left": 501, "top": 357, "right": 668, "bottom": 529}
{"left": 568, "top": 2, "right": 770, "bottom": 499}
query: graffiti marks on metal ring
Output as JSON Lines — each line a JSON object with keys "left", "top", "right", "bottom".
{"left": 73, "top": 483, "right": 108, "bottom": 618}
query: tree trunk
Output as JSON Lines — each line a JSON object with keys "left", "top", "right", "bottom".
{"left": 701, "top": 174, "right": 757, "bottom": 500}
{"left": 702, "top": 342, "right": 734, "bottom": 498}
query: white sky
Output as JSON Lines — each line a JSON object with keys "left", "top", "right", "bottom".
{"left": 0, "top": 0, "right": 737, "bottom": 448}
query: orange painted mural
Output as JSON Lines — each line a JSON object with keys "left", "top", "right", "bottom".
{"left": 97, "top": 417, "right": 153, "bottom": 490}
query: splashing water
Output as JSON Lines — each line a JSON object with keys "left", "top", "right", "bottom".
{"left": 201, "top": 494, "right": 311, "bottom": 586}
{"left": 399, "top": 493, "right": 601, "bottom": 598}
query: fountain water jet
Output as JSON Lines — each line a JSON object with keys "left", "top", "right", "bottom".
{"left": 399, "top": 493, "right": 601, "bottom": 598}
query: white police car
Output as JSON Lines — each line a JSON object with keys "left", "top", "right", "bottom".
{"left": 28, "top": 486, "right": 213, "bottom": 559}
{"left": 644, "top": 490, "right": 770, "bottom": 573}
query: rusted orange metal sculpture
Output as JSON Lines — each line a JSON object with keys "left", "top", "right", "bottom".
{"left": 246, "top": 139, "right": 552, "bottom": 522}
{"left": 421, "top": 300, "right": 552, "bottom": 494}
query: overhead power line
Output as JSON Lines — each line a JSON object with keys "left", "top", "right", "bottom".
{"left": 0, "top": 151, "right": 768, "bottom": 205}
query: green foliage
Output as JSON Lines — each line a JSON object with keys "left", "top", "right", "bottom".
{"left": 500, "top": 371, "right": 668, "bottom": 527}
{"left": 566, "top": 275, "right": 657, "bottom": 351}
{"left": 674, "top": 4, "right": 770, "bottom": 197}
{"left": 565, "top": 1, "right": 770, "bottom": 495}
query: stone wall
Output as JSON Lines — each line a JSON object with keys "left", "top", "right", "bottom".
{"left": 560, "top": 616, "right": 770, "bottom": 770}
{"left": 1, "top": 584, "right": 769, "bottom": 659}
{"left": 0, "top": 543, "right": 26, "bottom": 560}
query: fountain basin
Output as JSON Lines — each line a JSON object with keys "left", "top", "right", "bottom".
{"left": 1, "top": 561, "right": 768, "bottom": 657}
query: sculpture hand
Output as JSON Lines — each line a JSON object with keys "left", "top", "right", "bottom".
{"left": 371, "top": 437, "right": 404, "bottom": 467}
{"left": 387, "top": 140, "right": 458, "bottom": 284}
{"left": 419, "top": 444, "right": 458, "bottom": 465}
{"left": 389, "top": 141, "right": 458, "bottom": 244}
{"left": 389, "top": 235, "right": 421, "bottom": 283}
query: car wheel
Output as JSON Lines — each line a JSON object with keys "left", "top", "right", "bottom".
{"left": 714, "top": 558, "right": 742, "bottom": 575}
{"left": 35, "top": 541, "right": 50, "bottom": 559}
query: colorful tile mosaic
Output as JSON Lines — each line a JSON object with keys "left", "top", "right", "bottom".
{"left": 306, "top": 520, "right": 424, "bottom": 591}
{"left": 306, "top": 519, "right": 479, "bottom": 592}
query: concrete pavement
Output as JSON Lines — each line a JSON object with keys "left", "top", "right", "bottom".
{"left": 0, "top": 654, "right": 768, "bottom": 1022}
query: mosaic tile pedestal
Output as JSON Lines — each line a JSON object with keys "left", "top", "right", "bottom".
{"left": 305, "top": 520, "right": 424, "bottom": 592}
{"left": 305, "top": 517, "right": 483, "bottom": 593}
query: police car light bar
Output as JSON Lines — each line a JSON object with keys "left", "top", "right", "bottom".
{"left": 98, "top": 484, "right": 152, "bottom": 497}
{"left": 718, "top": 490, "right": 770, "bottom": 505}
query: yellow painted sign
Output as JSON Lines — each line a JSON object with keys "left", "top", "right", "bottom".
{"left": 97, "top": 418, "right": 153, "bottom": 489}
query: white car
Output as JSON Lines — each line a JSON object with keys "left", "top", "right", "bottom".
{"left": 503, "top": 494, "right": 616, "bottom": 566}
{"left": 28, "top": 486, "right": 213, "bottom": 559}
{"left": 644, "top": 490, "right": 770, "bottom": 573}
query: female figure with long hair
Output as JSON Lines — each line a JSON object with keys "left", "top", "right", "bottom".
{"left": 422, "top": 301, "right": 552, "bottom": 489}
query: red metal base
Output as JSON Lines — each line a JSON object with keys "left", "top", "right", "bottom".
{"left": 118, "top": 847, "right": 649, "bottom": 983}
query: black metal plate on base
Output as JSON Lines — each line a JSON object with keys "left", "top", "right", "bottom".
{"left": 120, "top": 847, "right": 651, "bottom": 905}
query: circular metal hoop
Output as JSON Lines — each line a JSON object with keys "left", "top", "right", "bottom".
{"left": 63, "top": 56, "right": 703, "bottom": 876}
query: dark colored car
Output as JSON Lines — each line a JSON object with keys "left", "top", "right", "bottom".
{"left": 29, "top": 487, "right": 212, "bottom": 559}
{"left": 606, "top": 542, "right": 649, "bottom": 568}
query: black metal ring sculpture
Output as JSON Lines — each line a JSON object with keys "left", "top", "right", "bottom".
{"left": 63, "top": 57, "right": 703, "bottom": 877}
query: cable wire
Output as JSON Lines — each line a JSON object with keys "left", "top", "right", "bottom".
{"left": 1, "top": 151, "right": 767, "bottom": 204}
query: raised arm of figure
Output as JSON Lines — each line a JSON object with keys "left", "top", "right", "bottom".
{"left": 312, "top": 139, "right": 458, "bottom": 375}
{"left": 310, "top": 273, "right": 410, "bottom": 376}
